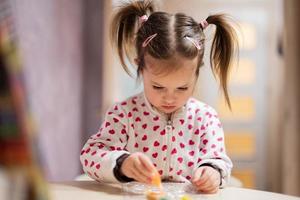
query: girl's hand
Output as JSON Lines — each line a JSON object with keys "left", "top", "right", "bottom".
{"left": 191, "top": 166, "right": 221, "bottom": 194}
{"left": 121, "top": 152, "right": 157, "bottom": 184}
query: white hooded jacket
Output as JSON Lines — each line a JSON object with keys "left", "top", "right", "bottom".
{"left": 80, "top": 92, "right": 232, "bottom": 186}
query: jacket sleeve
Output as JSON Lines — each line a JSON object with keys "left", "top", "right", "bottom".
{"left": 80, "top": 103, "right": 130, "bottom": 183}
{"left": 196, "top": 106, "right": 233, "bottom": 187}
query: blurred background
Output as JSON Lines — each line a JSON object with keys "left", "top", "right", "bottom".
{"left": 0, "top": 0, "right": 299, "bottom": 197}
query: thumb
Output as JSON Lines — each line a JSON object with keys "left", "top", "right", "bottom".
{"left": 192, "top": 167, "right": 206, "bottom": 182}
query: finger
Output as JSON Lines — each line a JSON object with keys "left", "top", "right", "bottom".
{"left": 138, "top": 154, "right": 156, "bottom": 174}
{"left": 134, "top": 164, "right": 151, "bottom": 183}
{"left": 206, "top": 187, "right": 219, "bottom": 194}
{"left": 195, "top": 168, "right": 212, "bottom": 186}
{"left": 192, "top": 167, "right": 205, "bottom": 183}
{"left": 196, "top": 181, "right": 218, "bottom": 194}
{"left": 202, "top": 186, "right": 219, "bottom": 194}
{"left": 129, "top": 169, "right": 141, "bottom": 182}
{"left": 196, "top": 170, "right": 218, "bottom": 190}
{"left": 130, "top": 168, "right": 149, "bottom": 183}
{"left": 199, "top": 178, "right": 219, "bottom": 191}
{"left": 197, "top": 173, "right": 220, "bottom": 192}
{"left": 133, "top": 158, "right": 152, "bottom": 182}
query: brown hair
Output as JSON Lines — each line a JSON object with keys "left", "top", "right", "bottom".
{"left": 110, "top": 0, "right": 238, "bottom": 108}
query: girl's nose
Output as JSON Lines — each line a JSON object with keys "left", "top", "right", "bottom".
{"left": 163, "top": 91, "right": 176, "bottom": 104}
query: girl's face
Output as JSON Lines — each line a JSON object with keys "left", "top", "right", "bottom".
{"left": 142, "top": 54, "right": 198, "bottom": 115}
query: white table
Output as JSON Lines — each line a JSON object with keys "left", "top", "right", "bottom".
{"left": 49, "top": 181, "right": 300, "bottom": 200}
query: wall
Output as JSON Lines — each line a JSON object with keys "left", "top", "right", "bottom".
{"left": 282, "top": 0, "right": 300, "bottom": 195}
{"left": 13, "top": 0, "right": 83, "bottom": 181}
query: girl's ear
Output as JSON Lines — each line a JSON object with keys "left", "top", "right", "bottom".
{"left": 134, "top": 58, "right": 139, "bottom": 66}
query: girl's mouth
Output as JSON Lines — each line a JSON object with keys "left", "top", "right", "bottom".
{"left": 162, "top": 105, "right": 176, "bottom": 110}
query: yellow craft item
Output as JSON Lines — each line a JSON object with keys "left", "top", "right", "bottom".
{"left": 146, "top": 191, "right": 166, "bottom": 200}
{"left": 151, "top": 172, "right": 162, "bottom": 188}
{"left": 180, "top": 195, "right": 193, "bottom": 200}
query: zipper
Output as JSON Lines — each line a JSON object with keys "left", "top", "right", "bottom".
{"left": 164, "top": 119, "right": 173, "bottom": 178}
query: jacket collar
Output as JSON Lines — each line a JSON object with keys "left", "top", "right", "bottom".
{"left": 142, "top": 92, "right": 186, "bottom": 123}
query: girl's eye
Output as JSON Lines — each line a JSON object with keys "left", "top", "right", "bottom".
{"left": 152, "top": 85, "right": 164, "bottom": 90}
{"left": 177, "top": 87, "right": 188, "bottom": 91}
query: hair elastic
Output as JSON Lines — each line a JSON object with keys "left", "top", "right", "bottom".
{"left": 138, "top": 15, "right": 148, "bottom": 29}
{"left": 200, "top": 20, "right": 209, "bottom": 30}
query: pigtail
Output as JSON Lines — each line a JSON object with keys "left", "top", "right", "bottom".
{"left": 206, "top": 14, "right": 239, "bottom": 109}
{"left": 110, "top": 0, "right": 156, "bottom": 77}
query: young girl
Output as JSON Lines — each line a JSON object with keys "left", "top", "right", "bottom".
{"left": 80, "top": 0, "right": 238, "bottom": 194}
